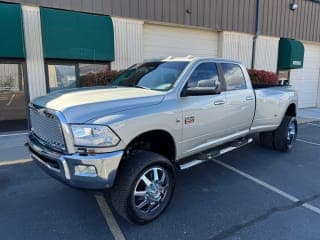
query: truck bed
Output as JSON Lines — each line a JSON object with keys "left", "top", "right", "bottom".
{"left": 251, "top": 85, "right": 297, "bottom": 133}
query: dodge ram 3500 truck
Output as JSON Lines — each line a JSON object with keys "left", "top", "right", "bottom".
{"left": 28, "top": 57, "right": 298, "bottom": 223}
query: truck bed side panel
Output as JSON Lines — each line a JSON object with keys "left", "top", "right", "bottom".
{"left": 251, "top": 86, "right": 297, "bottom": 133}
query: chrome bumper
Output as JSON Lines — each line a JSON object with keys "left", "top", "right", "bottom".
{"left": 28, "top": 134, "right": 123, "bottom": 189}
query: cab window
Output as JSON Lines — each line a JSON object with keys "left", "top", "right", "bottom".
{"left": 187, "top": 62, "right": 219, "bottom": 88}
{"left": 220, "top": 63, "right": 247, "bottom": 91}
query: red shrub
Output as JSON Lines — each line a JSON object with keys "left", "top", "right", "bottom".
{"left": 247, "top": 69, "right": 279, "bottom": 85}
{"left": 80, "top": 70, "right": 123, "bottom": 87}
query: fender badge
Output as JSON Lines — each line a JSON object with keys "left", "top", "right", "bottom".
{"left": 185, "top": 116, "right": 195, "bottom": 125}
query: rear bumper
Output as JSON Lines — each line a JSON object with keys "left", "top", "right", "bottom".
{"left": 28, "top": 135, "right": 123, "bottom": 190}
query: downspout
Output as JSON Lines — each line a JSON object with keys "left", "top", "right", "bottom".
{"left": 251, "top": 0, "right": 261, "bottom": 69}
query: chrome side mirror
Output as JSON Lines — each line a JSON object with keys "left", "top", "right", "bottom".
{"left": 184, "top": 79, "right": 222, "bottom": 96}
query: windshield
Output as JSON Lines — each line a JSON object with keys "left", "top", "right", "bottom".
{"left": 111, "top": 61, "right": 189, "bottom": 91}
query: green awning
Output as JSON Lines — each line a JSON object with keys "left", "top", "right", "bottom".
{"left": 278, "top": 38, "right": 304, "bottom": 70}
{"left": 40, "top": 8, "right": 115, "bottom": 61}
{"left": 0, "top": 2, "right": 25, "bottom": 58}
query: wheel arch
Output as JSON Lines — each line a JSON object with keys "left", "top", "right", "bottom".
{"left": 285, "top": 103, "right": 297, "bottom": 117}
{"left": 123, "top": 129, "right": 177, "bottom": 162}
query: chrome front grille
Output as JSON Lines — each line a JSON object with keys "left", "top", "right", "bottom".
{"left": 29, "top": 108, "right": 66, "bottom": 151}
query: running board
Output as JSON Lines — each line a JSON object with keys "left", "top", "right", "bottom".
{"left": 179, "top": 137, "right": 253, "bottom": 170}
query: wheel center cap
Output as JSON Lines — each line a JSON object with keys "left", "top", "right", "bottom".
{"left": 147, "top": 183, "right": 162, "bottom": 201}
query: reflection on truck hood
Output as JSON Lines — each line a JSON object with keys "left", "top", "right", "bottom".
{"left": 32, "top": 86, "right": 165, "bottom": 123}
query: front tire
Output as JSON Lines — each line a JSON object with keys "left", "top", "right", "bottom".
{"left": 273, "top": 116, "right": 298, "bottom": 152}
{"left": 111, "top": 151, "right": 176, "bottom": 224}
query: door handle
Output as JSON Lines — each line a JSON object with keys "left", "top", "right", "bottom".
{"left": 214, "top": 100, "right": 225, "bottom": 105}
{"left": 245, "top": 96, "right": 254, "bottom": 101}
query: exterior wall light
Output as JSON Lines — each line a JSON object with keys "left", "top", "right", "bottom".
{"left": 290, "top": 2, "right": 298, "bottom": 11}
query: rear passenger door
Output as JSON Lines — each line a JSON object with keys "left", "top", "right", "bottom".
{"left": 219, "top": 63, "right": 255, "bottom": 135}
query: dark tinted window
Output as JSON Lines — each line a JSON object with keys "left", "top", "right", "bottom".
{"left": 187, "top": 62, "right": 219, "bottom": 88}
{"left": 221, "top": 63, "right": 246, "bottom": 91}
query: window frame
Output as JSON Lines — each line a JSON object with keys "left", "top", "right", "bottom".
{"left": 218, "top": 62, "right": 247, "bottom": 92}
{"left": 45, "top": 59, "right": 111, "bottom": 93}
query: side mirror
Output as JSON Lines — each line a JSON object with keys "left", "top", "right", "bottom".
{"left": 184, "top": 79, "right": 221, "bottom": 96}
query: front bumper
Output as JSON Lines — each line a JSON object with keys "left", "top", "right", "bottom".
{"left": 28, "top": 135, "right": 123, "bottom": 190}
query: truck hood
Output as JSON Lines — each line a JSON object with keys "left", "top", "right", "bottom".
{"left": 32, "top": 87, "right": 165, "bottom": 123}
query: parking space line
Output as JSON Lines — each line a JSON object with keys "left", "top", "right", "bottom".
{"left": 297, "top": 139, "right": 320, "bottom": 146}
{"left": 95, "top": 195, "right": 126, "bottom": 240}
{"left": 0, "top": 132, "right": 28, "bottom": 137}
{"left": 6, "top": 94, "right": 15, "bottom": 106}
{"left": 212, "top": 159, "right": 320, "bottom": 216}
{"left": 0, "top": 159, "right": 32, "bottom": 167}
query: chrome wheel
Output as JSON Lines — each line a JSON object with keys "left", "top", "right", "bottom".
{"left": 287, "top": 119, "right": 297, "bottom": 146}
{"left": 132, "top": 167, "right": 170, "bottom": 214}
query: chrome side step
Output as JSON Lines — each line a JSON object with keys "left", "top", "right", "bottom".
{"left": 179, "top": 138, "right": 253, "bottom": 170}
{"left": 180, "top": 160, "right": 207, "bottom": 170}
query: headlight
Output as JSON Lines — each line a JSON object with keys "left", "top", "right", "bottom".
{"left": 71, "top": 124, "right": 120, "bottom": 147}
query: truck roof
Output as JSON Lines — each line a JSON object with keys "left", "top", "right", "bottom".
{"left": 146, "top": 56, "right": 243, "bottom": 65}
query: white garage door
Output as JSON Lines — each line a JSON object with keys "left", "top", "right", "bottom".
{"left": 143, "top": 24, "right": 219, "bottom": 60}
{"left": 290, "top": 43, "right": 320, "bottom": 108}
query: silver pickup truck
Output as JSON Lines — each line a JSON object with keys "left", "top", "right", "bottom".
{"left": 28, "top": 57, "right": 298, "bottom": 223}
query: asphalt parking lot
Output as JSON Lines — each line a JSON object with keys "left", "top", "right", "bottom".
{"left": 1, "top": 122, "right": 320, "bottom": 240}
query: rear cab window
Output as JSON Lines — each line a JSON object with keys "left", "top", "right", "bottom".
{"left": 220, "top": 63, "right": 247, "bottom": 91}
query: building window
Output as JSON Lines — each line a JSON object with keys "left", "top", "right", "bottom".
{"left": 48, "top": 64, "right": 76, "bottom": 91}
{"left": 79, "top": 63, "right": 111, "bottom": 87}
{"left": 46, "top": 61, "right": 111, "bottom": 92}
{"left": 0, "top": 62, "right": 27, "bottom": 131}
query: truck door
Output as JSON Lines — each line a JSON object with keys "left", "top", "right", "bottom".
{"left": 180, "top": 62, "right": 227, "bottom": 157}
{"left": 219, "top": 63, "right": 255, "bottom": 135}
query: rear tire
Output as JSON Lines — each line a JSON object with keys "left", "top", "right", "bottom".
{"left": 273, "top": 116, "right": 298, "bottom": 152}
{"left": 110, "top": 151, "right": 176, "bottom": 224}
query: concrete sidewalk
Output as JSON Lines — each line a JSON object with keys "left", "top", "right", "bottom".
{"left": 297, "top": 108, "right": 320, "bottom": 123}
